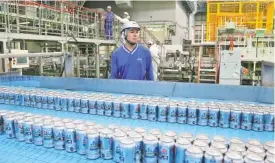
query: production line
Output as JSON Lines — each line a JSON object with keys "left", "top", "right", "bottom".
{"left": 0, "top": 75, "right": 274, "bottom": 163}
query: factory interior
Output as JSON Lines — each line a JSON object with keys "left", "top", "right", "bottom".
{"left": 0, "top": 0, "right": 274, "bottom": 163}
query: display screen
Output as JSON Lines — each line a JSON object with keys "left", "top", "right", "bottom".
{"left": 16, "top": 57, "right": 28, "bottom": 64}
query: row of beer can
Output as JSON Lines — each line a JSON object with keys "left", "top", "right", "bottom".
{"left": 0, "top": 86, "right": 274, "bottom": 132}
{"left": 0, "top": 109, "right": 274, "bottom": 163}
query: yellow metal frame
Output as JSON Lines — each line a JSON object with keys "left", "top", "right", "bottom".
{"left": 206, "top": 0, "right": 274, "bottom": 41}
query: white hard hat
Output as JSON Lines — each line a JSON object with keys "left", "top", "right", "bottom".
{"left": 124, "top": 12, "right": 129, "bottom": 16}
{"left": 121, "top": 21, "right": 140, "bottom": 32}
{"left": 107, "top": 6, "right": 111, "bottom": 9}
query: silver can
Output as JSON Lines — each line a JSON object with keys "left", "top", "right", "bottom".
{"left": 197, "top": 103, "right": 208, "bottom": 126}
{"left": 218, "top": 106, "right": 231, "bottom": 128}
{"left": 204, "top": 147, "right": 223, "bottom": 163}
{"left": 264, "top": 141, "right": 274, "bottom": 152}
{"left": 23, "top": 118, "right": 33, "bottom": 143}
{"left": 53, "top": 122, "right": 65, "bottom": 150}
{"left": 113, "top": 130, "right": 127, "bottom": 162}
{"left": 177, "top": 104, "right": 187, "bottom": 124}
{"left": 252, "top": 110, "right": 265, "bottom": 132}
{"left": 148, "top": 103, "right": 157, "bottom": 121}
{"left": 157, "top": 103, "right": 168, "bottom": 122}
{"left": 76, "top": 125, "right": 87, "bottom": 155}
{"left": 247, "top": 146, "right": 265, "bottom": 159}
{"left": 230, "top": 107, "right": 242, "bottom": 129}
{"left": 185, "top": 146, "right": 203, "bottom": 163}
{"left": 193, "top": 140, "right": 209, "bottom": 153}
{"left": 135, "top": 128, "right": 146, "bottom": 137}
{"left": 211, "top": 142, "right": 228, "bottom": 155}
{"left": 224, "top": 151, "right": 244, "bottom": 163}
{"left": 43, "top": 120, "right": 54, "bottom": 148}
{"left": 33, "top": 119, "right": 43, "bottom": 146}
{"left": 64, "top": 123, "right": 77, "bottom": 152}
{"left": 128, "top": 131, "right": 143, "bottom": 163}
{"left": 244, "top": 153, "right": 264, "bottom": 163}
{"left": 99, "top": 128, "right": 113, "bottom": 159}
{"left": 229, "top": 145, "right": 246, "bottom": 157}
{"left": 167, "top": 103, "right": 177, "bottom": 123}
{"left": 149, "top": 129, "right": 162, "bottom": 140}
{"left": 143, "top": 134, "right": 159, "bottom": 163}
{"left": 212, "top": 135, "right": 227, "bottom": 146}
{"left": 230, "top": 137, "right": 246, "bottom": 149}
{"left": 195, "top": 134, "right": 210, "bottom": 145}
{"left": 178, "top": 133, "right": 193, "bottom": 142}
{"left": 246, "top": 139, "right": 263, "bottom": 149}
{"left": 164, "top": 131, "right": 177, "bottom": 142}
{"left": 120, "top": 138, "right": 136, "bottom": 163}
{"left": 86, "top": 129, "right": 100, "bottom": 160}
{"left": 187, "top": 104, "right": 198, "bottom": 125}
{"left": 265, "top": 156, "right": 274, "bottom": 163}
{"left": 158, "top": 136, "right": 174, "bottom": 163}
{"left": 175, "top": 138, "right": 191, "bottom": 163}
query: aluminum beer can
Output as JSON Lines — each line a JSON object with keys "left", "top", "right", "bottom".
{"left": 120, "top": 138, "right": 136, "bottom": 163}
{"left": 157, "top": 103, "right": 168, "bottom": 122}
{"left": 224, "top": 151, "right": 244, "bottom": 163}
{"left": 241, "top": 108, "right": 253, "bottom": 130}
{"left": 252, "top": 110, "right": 264, "bottom": 132}
{"left": 140, "top": 102, "right": 148, "bottom": 120}
{"left": 230, "top": 107, "right": 242, "bottom": 129}
{"left": 229, "top": 145, "right": 246, "bottom": 157}
{"left": 23, "top": 93, "right": 30, "bottom": 107}
{"left": 148, "top": 103, "right": 157, "bottom": 121}
{"left": 264, "top": 141, "right": 274, "bottom": 152}
{"left": 143, "top": 134, "right": 158, "bottom": 163}
{"left": 53, "top": 122, "right": 65, "bottom": 150}
{"left": 0, "top": 91, "right": 4, "bottom": 104}
{"left": 86, "top": 130, "right": 100, "bottom": 160}
{"left": 193, "top": 140, "right": 208, "bottom": 153}
{"left": 23, "top": 119, "right": 33, "bottom": 143}
{"left": 4, "top": 116, "right": 15, "bottom": 138}
{"left": 244, "top": 153, "right": 264, "bottom": 163}
{"left": 164, "top": 131, "right": 177, "bottom": 142}
{"left": 47, "top": 94, "right": 54, "bottom": 110}
{"left": 59, "top": 95, "right": 68, "bottom": 111}
{"left": 187, "top": 104, "right": 197, "bottom": 125}
{"left": 53, "top": 95, "right": 61, "bottom": 111}
{"left": 158, "top": 136, "right": 174, "bottom": 163}
{"left": 135, "top": 128, "right": 146, "bottom": 137}
{"left": 15, "top": 118, "right": 25, "bottom": 141}
{"left": 108, "top": 124, "right": 119, "bottom": 131}
{"left": 43, "top": 120, "right": 54, "bottom": 148}
{"left": 266, "top": 149, "right": 275, "bottom": 158}
{"left": 212, "top": 135, "right": 227, "bottom": 146}
{"left": 149, "top": 129, "right": 162, "bottom": 140}
{"left": 197, "top": 103, "right": 208, "bottom": 126}
{"left": 99, "top": 128, "right": 113, "bottom": 159}
{"left": 113, "top": 130, "right": 127, "bottom": 162}
{"left": 67, "top": 97, "right": 74, "bottom": 112}
{"left": 35, "top": 94, "right": 42, "bottom": 108}
{"left": 195, "top": 134, "right": 210, "bottom": 145}
{"left": 211, "top": 142, "right": 228, "bottom": 155}
{"left": 14, "top": 92, "right": 21, "bottom": 106}
{"left": 97, "top": 99, "right": 105, "bottom": 115}
{"left": 8, "top": 91, "right": 15, "bottom": 105}
{"left": 204, "top": 147, "right": 223, "bottom": 163}
{"left": 175, "top": 138, "right": 191, "bottom": 163}
{"left": 185, "top": 146, "right": 203, "bottom": 163}
{"left": 41, "top": 95, "right": 48, "bottom": 109}
{"left": 218, "top": 106, "right": 231, "bottom": 128}
{"left": 264, "top": 110, "right": 274, "bottom": 132}
{"left": 179, "top": 133, "right": 193, "bottom": 143}
{"left": 76, "top": 125, "right": 87, "bottom": 155}
{"left": 230, "top": 137, "right": 246, "bottom": 149}
{"left": 130, "top": 101, "right": 140, "bottom": 119}
{"left": 113, "top": 99, "right": 121, "bottom": 117}
{"left": 29, "top": 93, "right": 36, "bottom": 107}
{"left": 177, "top": 103, "right": 187, "bottom": 124}
{"left": 104, "top": 99, "right": 113, "bottom": 117}
{"left": 208, "top": 106, "right": 219, "bottom": 127}
{"left": 167, "top": 103, "right": 177, "bottom": 123}
{"left": 246, "top": 139, "right": 263, "bottom": 149}
{"left": 128, "top": 131, "right": 143, "bottom": 163}
{"left": 80, "top": 98, "right": 89, "bottom": 114}
{"left": 247, "top": 146, "right": 265, "bottom": 159}
{"left": 64, "top": 123, "right": 77, "bottom": 152}
{"left": 33, "top": 119, "right": 43, "bottom": 146}
{"left": 74, "top": 97, "right": 81, "bottom": 113}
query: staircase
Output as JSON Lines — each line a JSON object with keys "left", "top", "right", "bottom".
{"left": 198, "top": 57, "right": 218, "bottom": 84}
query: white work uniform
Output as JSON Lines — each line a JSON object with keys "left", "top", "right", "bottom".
{"left": 149, "top": 44, "right": 160, "bottom": 81}
{"left": 115, "top": 15, "right": 130, "bottom": 45}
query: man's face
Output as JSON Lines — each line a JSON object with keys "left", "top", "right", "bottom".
{"left": 126, "top": 28, "right": 140, "bottom": 44}
{"left": 107, "top": 8, "right": 111, "bottom": 12}
{"left": 123, "top": 14, "right": 127, "bottom": 18}
{"left": 148, "top": 44, "right": 152, "bottom": 48}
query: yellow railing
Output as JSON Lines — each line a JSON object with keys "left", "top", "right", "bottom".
{"left": 206, "top": 0, "right": 274, "bottom": 41}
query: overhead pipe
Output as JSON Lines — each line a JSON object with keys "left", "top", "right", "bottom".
{"left": 189, "top": 1, "right": 197, "bottom": 43}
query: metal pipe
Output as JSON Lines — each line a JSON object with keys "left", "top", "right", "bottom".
{"left": 0, "top": 52, "right": 65, "bottom": 58}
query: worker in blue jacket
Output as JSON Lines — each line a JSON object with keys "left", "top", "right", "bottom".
{"left": 110, "top": 21, "right": 154, "bottom": 80}
{"left": 104, "top": 6, "right": 115, "bottom": 40}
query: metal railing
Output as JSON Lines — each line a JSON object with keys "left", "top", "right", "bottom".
{"left": 0, "top": 1, "right": 121, "bottom": 40}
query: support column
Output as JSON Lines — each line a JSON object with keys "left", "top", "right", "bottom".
{"left": 95, "top": 43, "right": 100, "bottom": 78}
